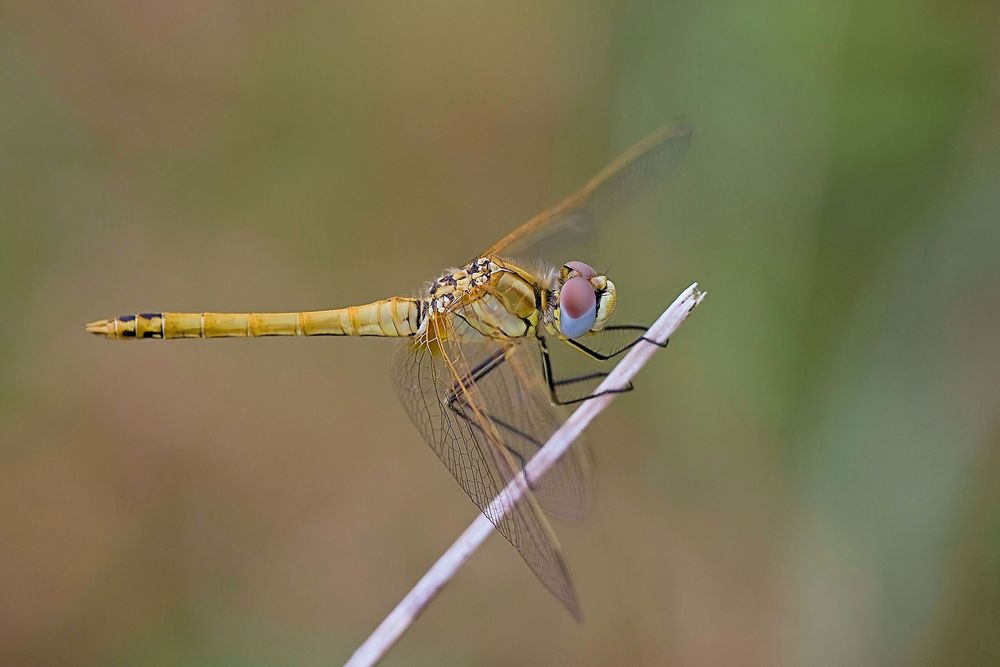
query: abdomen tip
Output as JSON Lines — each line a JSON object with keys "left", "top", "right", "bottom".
{"left": 86, "top": 319, "right": 110, "bottom": 336}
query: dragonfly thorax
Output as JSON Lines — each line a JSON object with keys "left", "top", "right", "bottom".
{"left": 427, "top": 257, "right": 499, "bottom": 314}
{"left": 421, "top": 257, "right": 546, "bottom": 341}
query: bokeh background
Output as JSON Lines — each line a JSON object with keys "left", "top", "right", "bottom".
{"left": 2, "top": 2, "right": 998, "bottom": 665}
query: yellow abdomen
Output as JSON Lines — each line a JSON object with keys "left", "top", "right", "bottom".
{"left": 86, "top": 297, "right": 424, "bottom": 340}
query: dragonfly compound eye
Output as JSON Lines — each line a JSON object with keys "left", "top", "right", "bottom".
{"left": 563, "top": 260, "right": 597, "bottom": 280}
{"left": 559, "top": 276, "right": 597, "bottom": 339}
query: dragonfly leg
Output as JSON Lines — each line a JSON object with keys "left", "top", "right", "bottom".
{"left": 606, "top": 324, "right": 670, "bottom": 349}
{"left": 564, "top": 324, "right": 669, "bottom": 361}
{"left": 540, "top": 336, "right": 636, "bottom": 406}
{"left": 553, "top": 371, "right": 610, "bottom": 387}
{"left": 444, "top": 348, "right": 543, "bottom": 489}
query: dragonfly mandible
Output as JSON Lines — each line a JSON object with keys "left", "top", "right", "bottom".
{"left": 87, "top": 121, "right": 691, "bottom": 618}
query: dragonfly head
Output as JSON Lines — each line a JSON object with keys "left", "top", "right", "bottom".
{"left": 553, "top": 261, "right": 617, "bottom": 339}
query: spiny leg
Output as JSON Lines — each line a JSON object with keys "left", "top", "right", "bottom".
{"left": 606, "top": 324, "right": 670, "bottom": 348}
{"left": 547, "top": 324, "right": 671, "bottom": 403}
{"left": 552, "top": 371, "right": 610, "bottom": 387}
{"left": 540, "top": 336, "right": 636, "bottom": 406}
{"left": 564, "top": 324, "right": 669, "bottom": 361}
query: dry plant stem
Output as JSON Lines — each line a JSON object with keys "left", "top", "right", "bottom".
{"left": 345, "top": 282, "right": 706, "bottom": 667}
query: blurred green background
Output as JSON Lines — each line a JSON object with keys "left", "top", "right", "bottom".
{"left": 2, "top": 2, "right": 998, "bottom": 665}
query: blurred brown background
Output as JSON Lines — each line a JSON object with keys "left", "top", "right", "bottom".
{"left": 2, "top": 2, "right": 999, "bottom": 665}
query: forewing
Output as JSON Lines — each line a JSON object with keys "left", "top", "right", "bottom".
{"left": 391, "top": 313, "right": 582, "bottom": 618}
{"left": 481, "top": 120, "right": 691, "bottom": 260}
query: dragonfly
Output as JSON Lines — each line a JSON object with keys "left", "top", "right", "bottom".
{"left": 86, "top": 121, "right": 691, "bottom": 619}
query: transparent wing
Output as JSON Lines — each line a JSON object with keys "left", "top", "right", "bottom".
{"left": 483, "top": 339, "right": 593, "bottom": 522}
{"left": 481, "top": 120, "right": 691, "bottom": 260}
{"left": 392, "top": 312, "right": 583, "bottom": 618}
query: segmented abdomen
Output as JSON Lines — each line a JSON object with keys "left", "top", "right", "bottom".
{"left": 88, "top": 297, "right": 424, "bottom": 339}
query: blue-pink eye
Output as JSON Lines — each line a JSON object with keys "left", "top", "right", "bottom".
{"left": 559, "top": 276, "right": 597, "bottom": 339}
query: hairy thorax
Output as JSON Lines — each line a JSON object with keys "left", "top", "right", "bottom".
{"left": 425, "top": 257, "right": 551, "bottom": 342}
